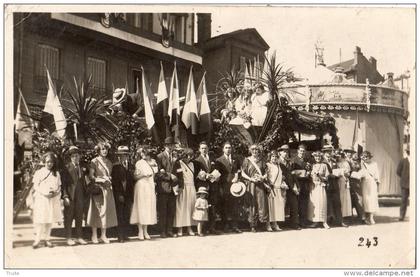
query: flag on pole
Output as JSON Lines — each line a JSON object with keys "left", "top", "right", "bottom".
{"left": 197, "top": 72, "right": 212, "bottom": 134}
{"left": 15, "top": 89, "right": 35, "bottom": 146}
{"left": 181, "top": 65, "right": 199, "bottom": 135}
{"left": 15, "top": 89, "right": 34, "bottom": 132}
{"left": 168, "top": 61, "right": 181, "bottom": 141}
{"left": 155, "top": 61, "right": 170, "bottom": 139}
{"left": 352, "top": 110, "right": 364, "bottom": 154}
{"left": 141, "top": 67, "right": 160, "bottom": 143}
{"left": 40, "top": 68, "right": 67, "bottom": 138}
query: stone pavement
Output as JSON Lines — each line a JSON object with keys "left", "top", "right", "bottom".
{"left": 6, "top": 206, "right": 415, "bottom": 268}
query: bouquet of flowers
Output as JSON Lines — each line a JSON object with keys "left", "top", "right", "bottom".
{"left": 238, "top": 112, "right": 253, "bottom": 129}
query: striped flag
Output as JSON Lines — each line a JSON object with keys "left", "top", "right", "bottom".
{"left": 15, "top": 89, "right": 35, "bottom": 146}
{"left": 168, "top": 62, "right": 181, "bottom": 141}
{"left": 181, "top": 65, "right": 199, "bottom": 135}
{"left": 197, "top": 73, "right": 212, "bottom": 134}
{"left": 141, "top": 68, "right": 160, "bottom": 143}
{"left": 155, "top": 61, "right": 170, "bottom": 139}
{"left": 40, "top": 68, "right": 67, "bottom": 138}
{"left": 15, "top": 89, "right": 34, "bottom": 132}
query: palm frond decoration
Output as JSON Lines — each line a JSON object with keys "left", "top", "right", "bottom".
{"left": 262, "top": 51, "right": 294, "bottom": 103}
{"left": 216, "top": 65, "right": 244, "bottom": 95}
{"left": 64, "top": 76, "right": 118, "bottom": 144}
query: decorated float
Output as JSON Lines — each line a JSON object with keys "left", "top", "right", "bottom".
{"left": 212, "top": 53, "right": 338, "bottom": 156}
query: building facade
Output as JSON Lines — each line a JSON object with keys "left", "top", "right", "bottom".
{"left": 328, "top": 46, "right": 384, "bottom": 84}
{"left": 14, "top": 13, "right": 206, "bottom": 117}
{"left": 200, "top": 28, "right": 270, "bottom": 109}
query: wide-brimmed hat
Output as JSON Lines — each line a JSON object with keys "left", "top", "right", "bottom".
{"left": 110, "top": 88, "right": 127, "bottom": 107}
{"left": 278, "top": 144, "right": 290, "bottom": 151}
{"left": 321, "top": 145, "right": 334, "bottom": 152}
{"left": 343, "top": 146, "right": 356, "bottom": 153}
{"left": 68, "top": 146, "right": 80, "bottom": 156}
{"left": 164, "top": 137, "right": 175, "bottom": 145}
{"left": 116, "top": 146, "right": 130, "bottom": 155}
{"left": 196, "top": 187, "right": 208, "bottom": 195}
{"left": 312, "top": 151, "right": 323, "bottom": 157}
{"left": 230, "top": 181, "right": 246, "bottom": 197}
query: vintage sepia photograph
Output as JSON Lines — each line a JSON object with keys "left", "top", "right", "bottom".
{"left": 4, "top": 4, "right": 416, "bottom": 270}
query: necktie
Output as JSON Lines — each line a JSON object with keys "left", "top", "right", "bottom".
{"left": 227, "top": 155, "right": 231, "bottom": 165}
{"left": 74, "top": 163, "right": 81, "bottom": 178}
{"left": 205, "top": 155, "right": 210, "bottom": 168}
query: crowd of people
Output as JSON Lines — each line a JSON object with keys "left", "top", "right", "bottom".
{"left": 29, "top": 137, "right": 396, "bottom": 249}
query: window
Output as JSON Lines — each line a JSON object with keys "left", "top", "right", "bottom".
{"left": 126, "top": 13, "right": 153, "bottom": 32}
{"left": 170, "top": 14, "right": 188, "bottom": 43}
{"left": 132, "top": 69, "right": 142, "bottom": 94}
{"left": 34, "top": 44, "right": 60, "bottom": 94}
{"left": 87, "top": 57, "right": 107, "bottom": 95}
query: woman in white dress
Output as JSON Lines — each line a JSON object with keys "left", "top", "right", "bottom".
{"left": 130, "top": 146, "right": 158, "bottom": 240}
{"left": 337, "top": 153, "right": 353, "bottom": 218}
{"left": 31, "top": 152, "right": 63, "bottom": 248}
{"left": 173, "top": 148, "right": 198, "bottom": 236}
{"left": 250, "top": 83, "right": 271, "bottom": 127}
{"left": 359, "top": 151, "right": 380, "bottom": 225}
{"left": 308, "top": 151, "right": 330, "bottom": 229}
{"left": 266, "top": 151, "right": 288, "bottom": 231}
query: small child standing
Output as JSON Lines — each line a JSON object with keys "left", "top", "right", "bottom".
{"left": 192, "top": 187, "right": 211, "bottom": 237}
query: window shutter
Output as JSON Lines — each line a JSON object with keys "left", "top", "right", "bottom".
{"left": 87, "top": 57, "right": 107, "bottom": 95}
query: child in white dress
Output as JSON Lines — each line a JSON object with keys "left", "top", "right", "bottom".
{"left": 192, "top": 187, "right": 211, "bottom": 237}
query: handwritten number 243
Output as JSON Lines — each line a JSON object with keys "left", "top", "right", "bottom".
{"left": 358, "top": 237, "right": 378, "bottom": 247}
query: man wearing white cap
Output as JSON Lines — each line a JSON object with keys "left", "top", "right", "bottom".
{"left": 62, "top": 146, "right": 88, "bottom": 246}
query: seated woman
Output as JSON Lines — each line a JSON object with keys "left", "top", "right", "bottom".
{"left": 230, "top": 88, "right": 253, "bottom": 127}
{"left": 250, "top": 83, "right": 271, "bottom": 127}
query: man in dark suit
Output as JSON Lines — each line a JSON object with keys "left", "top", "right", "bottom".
{"left": 195, "top": 141, "right": 222, "bottom": 234}
{"left": 111, "top": 146, "right": 134, "bottom": 243}
{"left": 397, "top": 149, "right": 410, "bottom": 221}
{"left": 278, "top": 144, "right": 301, "bottom": 230}
{"left": 156, "top": 137, "right": 178, "bottom": 238}
{"left": 62, "top": 146, "right": 88, "bottom": 246}
{"left": 323, "top": 146, "right": 347, "bottom": 227}
{"left": 290, "top": 144, "right": 311, "bottom": 227}
{"left": 215, "top": 141, "right": 242, "bottom": 233}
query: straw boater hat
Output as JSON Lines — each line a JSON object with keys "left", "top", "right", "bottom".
{"left": 343, "top": 146, "right": 356, "bottom": 153}
{"left": 116, "top": 146, "right": 130, "bottom": 155}
{"left": 110, "top": 88, "right": 127, "bottom": 107}
{"left": 230, "top": 181, "right": 246, "bottom": 198}
{"left": 68, "top": 146, "right": 80, "bottom": 156}
{"left": 278, "top": 144, "right": 290, "bottom": 151}
{"left": 197, "top": 187, "right": 208, "bottom": 195}
{"left": 321, "top": 145, "right": 334, "bottom": 152}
